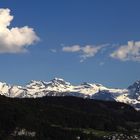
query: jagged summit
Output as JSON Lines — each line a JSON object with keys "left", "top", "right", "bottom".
{"left": 51, "top": 78, "right": 71, "bottom": 86}
{"left": 0, "top": 78, "right": 140, "bottom": 110}
{"left": 81, "top": 82, "right": 95, "bottom": 87}
{"left": 127, "top": 80, "right": 140, "bottom": 101}
{"left": 52, "top": 77, "right": 67, "bottom": 82}
{"left": 27, "top": 80, "right": 47, "bottom": 87}
{"left": 128, "top": 80, "right": 140, "bottom": 92}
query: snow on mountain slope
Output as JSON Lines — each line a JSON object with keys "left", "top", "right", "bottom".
{"left": 0, "top": 78, "right": 140, "bottom": 110}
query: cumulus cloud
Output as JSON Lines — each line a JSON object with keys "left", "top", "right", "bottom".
{"left": 62, "top": 45, "right": 81, "bottom": 52}
{"left": 0, "top": 8, "right": 39, "bottom": 53}
{"left": 62, "top": 44, "right": 107, "bottom": 62}
{"left": 80, "top": 45, "right": 101, "bottom": 62}
{"left": 110, "top": 41, "right": 140, "bottom": 61}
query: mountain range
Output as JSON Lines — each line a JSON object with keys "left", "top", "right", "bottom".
{"left": 0, "top": 78, "right": 140, "bottom": 110}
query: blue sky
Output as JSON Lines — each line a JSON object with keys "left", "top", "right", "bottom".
{"left": 0, "top": 0, "right": 140, "bottom": 88}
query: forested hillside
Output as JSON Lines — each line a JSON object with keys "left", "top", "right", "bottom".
{"left": 0, "top": 95, "right": 139, "bottom": 140}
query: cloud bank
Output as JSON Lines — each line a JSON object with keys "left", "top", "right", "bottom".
{"left": 62, "top": 44, "right": 107, "bottom": 62}
{"left": 0, "top": 8, "right": 39, "bottom": 53}
{"left": 110, "top": 41, "right": 140, "bottom": 61}
{"left": 62, "top": 41, "right": 140, "bottom": 63}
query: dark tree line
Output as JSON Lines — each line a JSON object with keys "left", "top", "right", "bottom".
{"left": 0, "top": 95, "right": 139, "bottom": 140}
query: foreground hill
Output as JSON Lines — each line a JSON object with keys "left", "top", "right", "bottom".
{"left": 0, "top": 78, "right": 140, "bottom": 110}
{"left": 0, "top": 95, "right": 139, "bottom": 140}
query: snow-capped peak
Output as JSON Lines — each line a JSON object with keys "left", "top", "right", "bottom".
{"left": 128, "top": 80, "right": 140, "bottom": 92}
{"left": 51, "top": 78, "right": 71, "bottom": 86}
{"left": 0, "top": 78, "right": 140, "bottom": 110}
{"left": 26, "top": 80, "right": 47, "bottom": 89}
{"left": 81, "top": 82, "right": 94, "bottom": 87}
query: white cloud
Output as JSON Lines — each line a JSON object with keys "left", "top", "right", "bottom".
{"left": 0, "top": 8, "right": 39, "bottom": 53}
{"left": 80, "top": 45, "right": 101, "bottom": 62}
{"left": 62, "top": 45, "right": 81, "bottom": 52}
{"left": 62, "top": 44, "right": 107, "bottom": 62}
{"left": 110, "top": 41, "right": 140, "bottom": 61}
